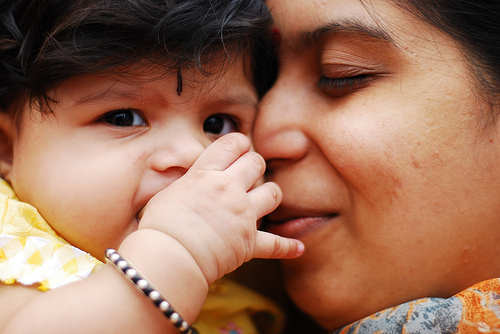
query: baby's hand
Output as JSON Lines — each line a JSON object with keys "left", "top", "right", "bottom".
{"left": 137, "top": 133, "right": 303, "bottom": 284}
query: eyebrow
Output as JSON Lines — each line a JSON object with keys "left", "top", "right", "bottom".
{"left": 292, "top": 19, "right": 394, "bottom": 52}
{"left": 74, "top": 86, "right": 143, "bottom": 105}
{"left": 73, "top": 85, "right": 258, "bottom": 110}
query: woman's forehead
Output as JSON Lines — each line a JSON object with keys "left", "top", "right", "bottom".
{"left": 267, "top": 0, "right": 460, "bottom": 64}
{"left": 267, "top": 0, "right": 380, "bottom": 33}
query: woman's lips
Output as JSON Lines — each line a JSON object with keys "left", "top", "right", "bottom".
{"left": 262, "top": 214, "right": 338, "bottom": 239}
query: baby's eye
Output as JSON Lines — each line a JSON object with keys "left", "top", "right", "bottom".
{"left": 203, "top": 114, "right": 239, "bottom": 136}
{"left": 103, "top": 109, "right": 147, "bottom": 127}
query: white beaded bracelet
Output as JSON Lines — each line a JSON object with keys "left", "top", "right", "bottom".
{"left": 105, "top": 249, "right": 198, "bottom": 334}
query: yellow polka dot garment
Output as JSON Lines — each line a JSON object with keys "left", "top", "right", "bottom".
{"left": 0, "top": 179, "right": 102, "bottom": 291}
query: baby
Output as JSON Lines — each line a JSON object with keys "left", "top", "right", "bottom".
{"left": 0, "top": 0, "right": 303, "bottom": 333}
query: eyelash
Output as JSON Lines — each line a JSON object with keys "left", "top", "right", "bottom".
{"left": 100, "top": 109, "right": 147, "bottom": 127}
{"left": 318, "top": 74, "right": 371, "bottom": 96}
{"left": 98, "top": 109, "right": 243, "bottom": 136}
{"left": 203, "top": 114, "right": 241, "bottom": 137}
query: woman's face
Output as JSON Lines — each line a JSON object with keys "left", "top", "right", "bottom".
{"left": 255, "top": 0, "right": 500, "bottom": 330}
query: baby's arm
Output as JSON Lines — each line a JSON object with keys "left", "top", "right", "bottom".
{"left": 0, "top": 133, "right": 303, "bottom": 333}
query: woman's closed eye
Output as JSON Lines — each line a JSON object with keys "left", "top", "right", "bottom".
{"left": 102, "top": 109, "right": 147, "bottom": 127}
{"left": 203, "top": 114, "right": 239, "bottom": 137}
{"left": 318, "top": 74, "right": 372, "bottom": 97}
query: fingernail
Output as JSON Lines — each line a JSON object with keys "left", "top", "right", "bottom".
{"left": 296, "top": 241, "right": 305, "bottom": 255}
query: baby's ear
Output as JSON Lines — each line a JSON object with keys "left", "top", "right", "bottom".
{"left": 0, "top": 112, "right": 14, "bottom": 180}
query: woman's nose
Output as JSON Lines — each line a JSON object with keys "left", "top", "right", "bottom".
{"left": 254, "top": 74, "right": 309, "bottom": 163}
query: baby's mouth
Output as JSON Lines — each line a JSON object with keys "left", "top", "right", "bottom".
{"left": 136, "top": 208, "right": 145, "bottom": 224}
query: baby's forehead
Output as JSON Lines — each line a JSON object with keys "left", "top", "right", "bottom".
{"left": 72, "top": 52, "right": 248, "bottom": 85}
{"left": 51, "top": 59, "right": 257, "bottom": 109}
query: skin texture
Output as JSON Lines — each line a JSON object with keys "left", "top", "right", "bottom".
{"left": 0, "top": 58, "right": 303, "bottom": 333}
{"left": 6, "top": 59, "right": 258, "bottom": 261}
{"left": 255, "top": 0, "right": 500, "bottom": 330}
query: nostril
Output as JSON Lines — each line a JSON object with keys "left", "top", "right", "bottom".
{"left": 150, "top": 139, "right": 206, "bottom": 172}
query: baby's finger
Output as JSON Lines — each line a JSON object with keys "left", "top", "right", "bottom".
{"left": 253, "top": 231, "right": 304, "bottom": 259}
{"left": 191, "top": 133, "right": 251, "bottom": 171}
{"left": 223, "top": 151, "right": 266, "bottom": 190}
{"left": 248, "top": 182, "right": 282, "bottom": 219}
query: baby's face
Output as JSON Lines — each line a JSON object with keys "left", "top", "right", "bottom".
{"left": 6, "top": 58, "right": 257, "bottom": 260}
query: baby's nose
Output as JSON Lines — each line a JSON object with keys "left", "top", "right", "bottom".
{"left": 150, "top": 131, "right": 207, "bottom": 173}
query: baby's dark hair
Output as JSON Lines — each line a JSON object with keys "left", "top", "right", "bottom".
{"left": 0, "top": 0, "right": 276, "bottom": 120}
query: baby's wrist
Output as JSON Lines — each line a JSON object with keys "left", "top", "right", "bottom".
{"left": 105, "top": 249, "right": 198, "bottom": 334}
{"left": 117, "top": 229, "right": 209, "bottom": 322}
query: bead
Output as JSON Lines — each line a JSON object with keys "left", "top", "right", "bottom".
{"left": 149, "top": 290, "right": 161, "bottom": 301}
{"left": 117, "top": 260, "right": 128, "bottom": 270}
{"left": 105, "top": 249, "right": 114, "bottom": 258}
{"left": 137, "top": 279, "right": 149, "bottom": 290}
{"left": 179, "top": 321, "right": 188, "bottom": 331}
{"left": 170, "top": 312, "right": 180, "bottom": 323}
{"left": 159, "top": 301, "right": 170, "bottom": 312}
{"left": 125, "top": 268, "right": 137, "bottom": 279}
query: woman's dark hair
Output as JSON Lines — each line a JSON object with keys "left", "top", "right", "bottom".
{"left": 0, "top": 0, "right": 276, "bottom": 118}
{"left": 391, "top": 0, "right": 500, "bottom": 125}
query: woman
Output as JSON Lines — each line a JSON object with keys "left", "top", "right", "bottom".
{"left": 255, "top": 0, "right": 500, "bottom": 332}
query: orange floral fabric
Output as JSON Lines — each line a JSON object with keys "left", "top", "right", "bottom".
{"left": 455, "top": 279, "right": 500, "bottom": 333}
{"left": 334, "top": 278, "right": 500, "bottom": 334}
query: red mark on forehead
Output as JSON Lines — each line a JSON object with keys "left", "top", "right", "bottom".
{"left": 271, "top": 27, "right": 281, "bottom": 47}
